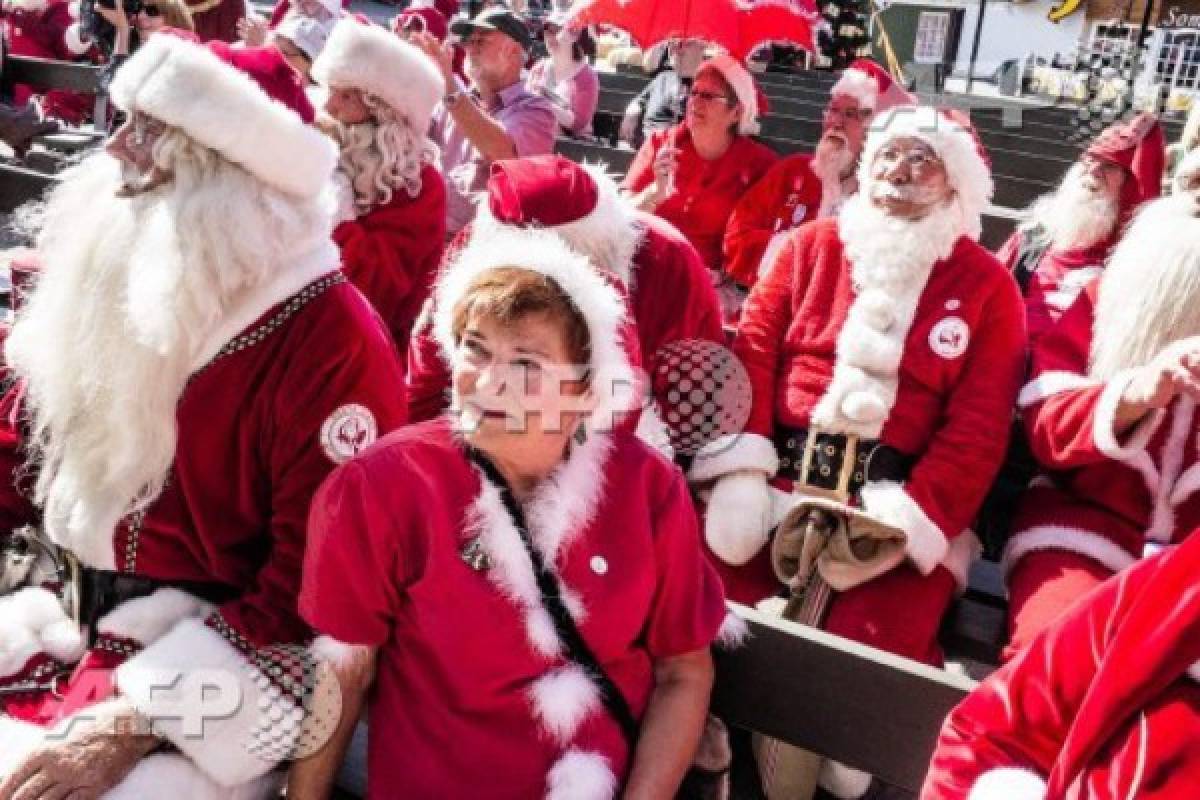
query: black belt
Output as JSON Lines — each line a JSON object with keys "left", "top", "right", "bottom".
{"left": 775, "top": 426, "right": 915, "bottom": 497}
{"left": 78, "top": 568, "right": 235, "bottom": 643}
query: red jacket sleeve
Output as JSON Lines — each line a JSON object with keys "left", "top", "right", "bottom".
{"left": 622, "top": 130, "right": 664, "bottom": 195}
{"left": 723, "top": 158, "right": 794, "bottom": 289}
{"left": 0, "top": 382, "right": 38, "bottom": 539}
{"left": 405, "top": 303, "right": 452, "bottom": 423}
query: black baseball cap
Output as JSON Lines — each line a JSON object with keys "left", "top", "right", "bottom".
{"left": 450, "top": 8, "right": 534, "bottom": 52}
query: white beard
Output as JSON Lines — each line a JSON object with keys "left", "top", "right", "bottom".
{"left": 6, "top": 142, "right": 333, "bottom": 567}
{"left": 838, "top": 189, "right": 964, "bottom": 291}
{"left": 812, "top": 133, "right": 855, "bottom": 219}
{"left": 1091, "top": 193, "right": 1200, "bottom": 380}
{"left": 1029, "top": 164, "right": 1120, "bottom": 252}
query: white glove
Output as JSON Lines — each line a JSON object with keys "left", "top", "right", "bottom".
{"left": 706, "top": 471, "right": 773, "bottom": 565}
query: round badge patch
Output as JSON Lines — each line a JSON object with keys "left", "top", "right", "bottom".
{"left": 928, "top": 317, "right": 970, "bottom": 360}
{"left": 320, "top": 404, "right": 377, "bottom": 465}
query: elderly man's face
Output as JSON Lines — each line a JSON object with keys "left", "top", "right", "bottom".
{"left": 105, "top": 111, "right": 171, "bottom": 196}
{"left": 1078, "top": 153, "right": 1126, "bottom": 200}
{"left": 463, "top": 29, "right": 520, "bottom": 87}
{"left": 325, "top": 86, "right": 372, "bottom": 126}
{"left": 822, "top": 93, "right": 870, "bottom": 157}
{"left": 867, "top": 136, "right": 952, "bottom": 220}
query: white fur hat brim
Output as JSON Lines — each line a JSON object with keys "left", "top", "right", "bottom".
{"left": 109, "top": 35, "right": 336, "bottom": 198}
{"left": 699, "top": 54, "right": 760, "bottom": 136}
{"left": 433, "top": 228, "right": 641, "bottom": 434}
{"left": 831, "top": 67, "right": 878, "bottom": 110}
{"left": 312, "top": 19, "right": 444, "bottom": 136}
{"left": 859, "top": 105, "right": 993, "bottom": 240}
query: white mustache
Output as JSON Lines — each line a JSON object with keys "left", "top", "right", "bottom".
{"left": 872, "top": 182, "right": 944, "bottom": 204}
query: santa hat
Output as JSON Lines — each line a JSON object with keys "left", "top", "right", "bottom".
{"left": 110, "top": 36, "right": 335, "bottom": 198}
{"left": 830, "top": 58, "right": 915, "bottom": 114}
{"left": 472, "top": 154, "right": 643, "bottom": 284}
{"left": 273, "top": 12, "right": 334, "bottom": 62}
{"left": 312, "top": 19, "right": 443, "bottom": 135}
{"left": 433, "top": 228, "right": 639, "bottom": 434}
{"left": 1085, "top": 112, "right": 1166, "bottom": 212}
{"left": 697, "top": 54, "right": 761, "bottom": 136}
{"left": 859, "top": 105, "right": 994, "bottom": 239}
{"left": 394, "top": 5, "right": 448, "bottom": 40}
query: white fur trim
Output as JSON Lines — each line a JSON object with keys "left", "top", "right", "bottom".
{"left": 109, "top": 35, "right": 337, "bottom": 198}
{"left": 63, "top": 22, "right": 91, "bottom": 55}
{"left": 312, "top": 20, "right": 443, "bottom": 136}
{"left": 830, "top": 67, "right": 878, "bottom": 111}
{"left": 860, "top": 105, "right": 993, "bottom": 241}
{"left": 0, "top": 587, "right": 83, "bottom": 678}
{"left": 1093, "top": 370, "right": 1167, "bottom": 462}
{"left": 545, "top": 748, "right": 618, "bottom": 800}
{"left": 469, "top": 162, "right": 645, "bottom": 288}
{"left": 115, "top": 617, "right": 294, "bottom": 787}
{"left": 529, "top": 664, "right": 603, "bottom": 746}
{"left": 1002, "top": 525, "right": 1137, "bottom": 577}
{"left": 705, "top": 471, "right": 773, "bottom": 566}
{"left": 941, "top": 530, "right": 982, "bottom": 594}
{"left": 715, "top": 609, "right": 750, "bottom": 650}
{"left": 818, "top": 759, "right": 873, "bottom": 799}
{"left": 0, "top": 714, "right": 43, "bottom": 775}
{"left": 97, "top": 588, "right": 214, "bottom": 645}
{"left": 190, "top": 248, "right": 339, "bottom": 371}
{"left": 1142, "top": 396, "right": 1196, "bottom": 543}
{"left": 4, "top": 0, "right": 48, "bottom": 12}
{"left": 968, "top": 768, "right": 1046, "bottom": 800}
{"left": 433, "top": 228, "right": 640, "bottom": 434}
{"left": 698, "top": 55, "right": 760, "bottom": 136}
{"left": 1188, "top": 660, "right": 1200, "bottom": 683}
{"left": 758, "top": 231, "right": 791, "bottom": 280}
{"left": 309, "top": 634, "right": 371, "bottom": 673}
{"left": 688, "top": 433, "right": 779, "bottom": 483}
{"left": 104, "top": 753, "right": 283, "bottom": 800}
{"left": 859, "top": 481, "right": 947, "bottom": 575}
{"left": 1017, "top": 370, "right": 1098, "bottom": 409}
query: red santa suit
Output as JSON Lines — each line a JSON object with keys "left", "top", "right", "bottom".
{"left": 407, "top": 155, "right": 725, "bottom": 457}
{"left": 2, "top": 0, "right": 96, "bottom": 124}
{"left": 923, "top": 532, "right": 1200, "bottom": 800}
{"left": 312, "top": 22, "right": 448, "bottom": 367}
{"left": 723, "top": 59, "right": 915, "bottom": 290}
{"left": 303, "top": 228, "right": 726, "bottom": 800}
{"left": 995, "top": 113, "right": 1164, "bottom": 347}
{"left": 696, "top": 107, "right": 1026, "bottom": 667}
{"left": 0, "top": 38, "right": 407, "bottom": 798}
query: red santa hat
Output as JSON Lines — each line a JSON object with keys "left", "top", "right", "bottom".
{"left": 394, "top": 5, "right": 449, "bottom": 40}
{"left": 830, "top": 58, "right": 915, "bottom": 114}
{"left": 433, "top": 227, "right": 640, "bottom": 434}
{"left": 109, "top": 36, "right": 335, "bottom": 198}
{"left": 472, "top": 154, "right": 643, "bottom": 284}
{"left": 859, "top": 105, "right": 994, "bottom": 239}
{"left": 696, "top": 54, "right": 762, "bottom": 136}
{"left": 312, "top": 19, "right": 443, "bottom": 135}
{"left": 1085, "top": 112, "right": 1166, "bottom": 213}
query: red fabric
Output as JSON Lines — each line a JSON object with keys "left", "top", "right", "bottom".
{"left": 623, "top": 125, "right": 777, "bottom": 274}
{"left": 571, "top": 0, "right": 815, "bottom": 62}
{"left": 735, "top": 219, "right": 1025, "bottom": 544}
{"left": 301, "top": 418, "right": 727, "bottom": 799}
{"left": 842, "top": 57, "right": 915, "bottom": 111}
{"left": 191, "top": 0, "right": 245, "bottom": 42}
{"left": 924, "top": 534, "right": 1200, "bottom": 800}
{"left": 1004, "top": 548, "right": 1112, "bottom": 660}
{"left": 995, "top": 230, "right": 1112, "bottom": 347}
{"left": 405, "top": 212, "right": 724, "bottom": 430}
{"left": 487, "top": 155, "right": 599, "bottom": 228}
{"left": 206, "top": 41, "right": 315, "bottom": 123}
{"left": 268, "top": 0, "right": 349, "bottom": 27}
{"left": 1086, "top": 112, "right": 1166, "bottom": 211}
{"left": 723, "top": 154, "right": 823, "bottom": 288}
{"left": 5, "top": 638, "right": 134, "bottom": 726}
{"left": 3, "top": 0, "right": 96, "bottom": 122}
{"left": 334, "top": 163, "right": 446, "bottom": 366}
{"left": 395, "top": 6, "right": 446, "bottom": 39}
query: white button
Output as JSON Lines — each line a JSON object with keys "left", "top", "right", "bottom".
{"left": 945, "top": 299, "right": 961, "bottom": 311}
{"left": 590, "top": 556, "right": 608, "bottom": 575}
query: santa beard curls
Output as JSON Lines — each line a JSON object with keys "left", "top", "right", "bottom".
{"left": 812, "top": 130, "right": 857, "bottom": 218}
{"left": 1091, "top": 193, "right": 1200, "bottom": 380}
{"left": 1032, "top": 163, "right": 1121, "bottom": 252}
{"left": 6, "top": 131, "right": 333, "bottom": 567}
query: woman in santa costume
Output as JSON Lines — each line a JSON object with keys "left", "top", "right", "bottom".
{"left": 2, "top": 0, "right": 97, "bottom": 125}
{"left": 1002, "top": 151, "right": 1200, "bottom": 656}
{"left": 0, "top": 37, "right": 406, "bottom": 800}
{"left": 622, "top": 53, "right": 777, "bottom": 321}
{"left": 311, "top": 19, "right": 446, "bottom": 368}
{"left": 923, "top": 530, "right": 1200, "bottom": 800}
{"left": 293, "top": 228, "right": 727, "bottom": 799}
{"left": 723, "top": 58, "right": 915, "bottom": 290}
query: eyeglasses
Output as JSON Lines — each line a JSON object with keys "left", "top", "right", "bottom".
{"left": 824, "top": 105, "right": 870, "bottom": 123}
{"left": 688, "top": 89, "right": 734, "bottom": 106}
{"left": 874, "top": 146, "right": 942, "bottom": 173}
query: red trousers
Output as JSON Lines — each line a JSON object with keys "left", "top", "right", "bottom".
{"left": 1004, "top": 548, "right": 1113, "bottom": 662}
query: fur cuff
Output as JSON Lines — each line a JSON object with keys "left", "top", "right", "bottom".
{"left": 97, "top": 588, "right": 214, "bottom": 645}
{"left": 859, "top": 481, "right": 948, "bottom": 575}
{"left": 116, "top": 618, "right": 293, "bottom": 787}
{"left": 63, "top": 22, "right": 91, "bottom": 55}
{"left": 1093, "top": 370, "right": 1166, "bottom": 460}
{"left": 705, "top": 471, "right": 772, "bottom": 565}
{"left": 103, "top": 753, "right": 283, "bottom": 800}
{"left": 715, "top": 609, "right": 750, "bottom": 650}
{"left": 1002, "top": 525, "right": 1137, "bottom": 577}
{"left": 968, "top": 768, "right": 1046, "bottom": 800}
{"left": 0, "top": 587, "right": 83, "bottom": 679}
{"left": 688, "top": 433, "right": 779, "bottom": 484}
{"left": 1016, "top": 370, "right": 1097, "bottom": 409}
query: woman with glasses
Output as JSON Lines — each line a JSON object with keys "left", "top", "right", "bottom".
{"left": 526, "top": 10, "right": 598, "bottom": 138}
{"left": 622, "top": 54, "right": 776, "bottom": 321}
{"left": 97, "top": 0, "right": 196, "bottom": 58}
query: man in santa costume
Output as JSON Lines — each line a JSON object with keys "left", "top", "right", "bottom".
{"left": 723, "top": 59, "right": 915, "bottom": 289}
{"left": 923, "top": 529, "right": 1200, "bottom": 800}
{"left": 0, "top": 36, "right": 406, "bottom": 800}
{"left": 1002, "top": 150, "right": 1200, "bottom": 657}
{"left": 407, "top": 154, "right": 726, "bottom": 458}
{"left": 311, "top": 19, "right": 446, "bottom": 367}
{"left": 995, "top": 112, "right": 1164, "bottom": 347}
{"left": 2, "top": 0, "right": 96, "bottom": 125}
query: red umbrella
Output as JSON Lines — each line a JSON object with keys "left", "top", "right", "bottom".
{"left": 569, "top": 0, "right": 818, "bottom": 63}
